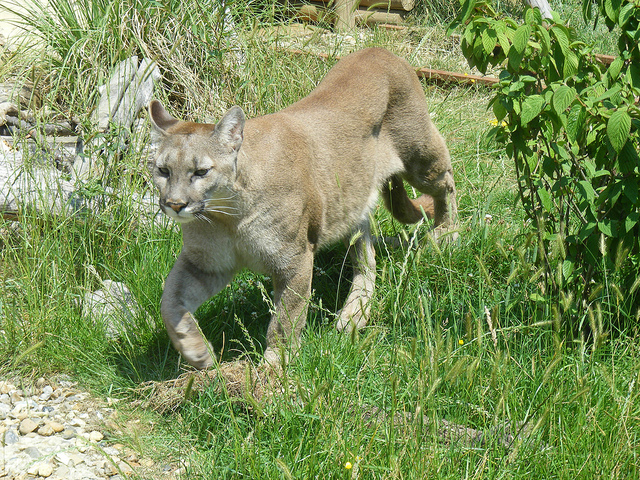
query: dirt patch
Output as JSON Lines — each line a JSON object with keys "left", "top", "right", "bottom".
{"left": 136, "top": 360, "right": 282, "bottom": 414}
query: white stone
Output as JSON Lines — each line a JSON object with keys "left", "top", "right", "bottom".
{"left": 37, "top": 423, "right": 54, "bottom": 436}
{"left": 39, "top": 385, "right": 54, "bottom": 401}
{"left": 19, "top": 418, "right": 38, "bottom": 435}
{"left": 0, "top": 381, "right": 14, "bottom": 394}
{"left": 82, "top": 280, "right": 141, "bottom": 339}
{"left": 38, "top": 462, "right": 53, "bottom": 477}
{"left": 49, "top": 421, "right": 64, "bottom": 433}
{"left": 68, "top": 417, "right": 86, "bottom": 427}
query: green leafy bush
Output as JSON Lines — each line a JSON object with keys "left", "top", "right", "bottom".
{"left": 449, "top": 0, "right": 640, "bottom": 332}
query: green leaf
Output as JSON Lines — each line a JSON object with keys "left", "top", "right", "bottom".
{"left": 509, "top": 80, "right": 525, "bottom": 92}
{"left": 618, "top": 140, "right": 640, "bottom": 174}
{"left": 552, "top": 86, "right": 576, "bottom": 114}
{"left": 562, "top": 259, "right": 575, "bottom": 280}
{"left": 550, "top": 26, "right": 570, "bottom": 56}
{"left": 512, "top": 24, "right": 531, "bottom": 53}
{"left": 577, "top": 180, "right": 596, "bottom": 202}
{"left": 605, "top": 0, "right": 615, "bottom": 21}
{"left": 604, "top": 0, "right": 622, "bottom": 23}
{"left": 582, "top": 158, "right": 597, "bottom": 177}
{"left": 482, "top": 29, "right": 497, "bottom": 55}
{"left": 607, "top": 108, "right": 632, "bottom": 153}
{"left": 566, "top": 104, "right": 586, "bottom": 142}
{"left": 496, "top": 28, "right": 511, "bottom": 54}
{"left": 521, "top": 94, "right": 545, "bottom": 125}
{"left": 464, "top": 24, "right": 475, "bottom": 46}
{"left": 524, "top": 7, "right": 542, "bottom": 26}
{"left": 530, "top": 292, "right": 545, "bottom": 302}
{"left": 536, "top": 24, "right": 551, "bottom": 56}
{"left": 625, "top": 211, "right": 639, "bottom": 233}
{"left": 619, "top": 2, "right": 635, "bottom": 27}
{"left": 507, "top": 25, "right": 530, "bottom": 71}
{"left": 492, "top": 98, "right": 508, "bottom": 121}
{"left": 459, "top": 0, "right": 478, "bottom": 25}
{"left": 563, "top": 51, "right": 579, "bottom": 79}
{"left": 538, "top": 188, "right": 553, "bottom": 212}
{"left": 598, "top": 218, "right": 616, "bottom": 237}
{"left": 606, "top": 57, "right": 624, "bottom": 83}
{"left": 628, "top": 63, "right": 640, "bottom": 90}
{"left": 593, "top": 83, "right": 622, "bottom": 103}
{"left": 622, "top": 177, "right": 639, "bottom": 205}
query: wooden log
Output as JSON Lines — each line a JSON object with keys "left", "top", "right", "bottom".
{"left": 294, "top": 2, "right": 406, "bottom": 27}
{"left": 415, "top": 67, "right": 499, "bottom": 87}
{"left": 94, "top": 57, "right": 160, "bottom": 133}
{"left": 525, "top": 0, "right": 552, "bottom": 19}
{"left": 295, "top": 3, "right": 335, "bottom": 23}
{"left": 95, "top": 58, "right": 138, "bottom": 132}
{"left": 595, "top": 54, "right": 615, "bottom": 65}
{"left": 283, "top": 48, "right": 500, "bottom": 87}
{"left": 355, "top": 8, "right": 406, "bottom": 26}
{"left": 334, "top": 0, "right": 359, "bottom": 31}
{"left": 0, "top": 140, "right": 160, "bottom": 223}
{"left": 313, "top": 0, "right": 414, "bottom": 11}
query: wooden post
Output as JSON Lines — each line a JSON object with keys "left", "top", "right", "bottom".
{"left": 355, "top": 8, "right": 406, "bottom": 26}
{"left": 334, "top": 0, "right": 358, "bottom": 31}
{"left": 526, "top": 0, "right": 552, "bottom": 19}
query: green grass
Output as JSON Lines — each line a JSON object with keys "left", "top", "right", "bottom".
{"left": 1, "top": 0, "right": 639, "bottom": 478}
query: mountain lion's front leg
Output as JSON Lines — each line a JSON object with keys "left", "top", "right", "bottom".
{"left": 264, "top": 249, "right": 314, "bottom": 365}
{"left": 162, "top": 255, "right": 232, "bottom": 369}
{"left": 335, "top": 222, "right": 376, "bottom": 333}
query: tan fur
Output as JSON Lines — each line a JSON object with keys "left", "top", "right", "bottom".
{"left": 149, "top": 48, "right": 457, "bottom": 368}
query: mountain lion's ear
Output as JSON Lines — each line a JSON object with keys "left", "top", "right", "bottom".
{"left": 214, "top": 106, "right": 245, "bottom": 153}
{"left": 149, "top": 100, "right": 179, "bottom": 136}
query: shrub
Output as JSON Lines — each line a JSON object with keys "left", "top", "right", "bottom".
{"left": 449, "top": 0, "right": 640, "bottom": 333}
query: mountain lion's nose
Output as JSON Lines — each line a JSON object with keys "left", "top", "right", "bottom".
{"left": 166, "top": 201, "right": 187, "bottom": 213}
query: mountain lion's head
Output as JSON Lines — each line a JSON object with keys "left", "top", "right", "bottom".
{"left": 149, "top": 100, "right": 245, "bottom": 224}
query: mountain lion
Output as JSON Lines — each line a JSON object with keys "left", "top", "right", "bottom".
{"left": 149, "top": 47, "right": 457, "bottom": 368}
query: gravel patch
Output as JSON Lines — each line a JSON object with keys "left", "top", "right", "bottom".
{"left": 0, "top": 377, "right": 182, "bottom": 480}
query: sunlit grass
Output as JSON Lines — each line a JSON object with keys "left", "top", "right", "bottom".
{"left": 0, "top": 1, "right": 638, "bottom": 478}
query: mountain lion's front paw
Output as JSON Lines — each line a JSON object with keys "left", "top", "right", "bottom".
{"left": 181, "top": 340, "right": 216, "bottom": 369}
{"left": 262, "top": 347, "right": 289, "bottom": 367}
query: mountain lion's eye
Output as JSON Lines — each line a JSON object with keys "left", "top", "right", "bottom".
{"left": 194, "top": 169, "right": 209, "bottom": 177}
{"left": 158, "top": 167, "right": 170, "bottom": 177}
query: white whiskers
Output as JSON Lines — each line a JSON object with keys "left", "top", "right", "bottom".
{"left": 202, "top": 196, "right": 240, "bottom": 217}
{"left": 194, "top": 213, "right": 213, "bottom": 225}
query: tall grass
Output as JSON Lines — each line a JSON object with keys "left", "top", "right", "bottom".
{"left": 0, "top": 0, "right": 638, "bottom": 478}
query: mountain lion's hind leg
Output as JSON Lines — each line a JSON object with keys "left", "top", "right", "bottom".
{"left": 161, "top": 256, "right": 232, "bottom": 369}
{"left": 336, "top": 221, "right": 376, "bottom": 333}
{"left": 424, "top": 169, "right": 458, "bottom": 242}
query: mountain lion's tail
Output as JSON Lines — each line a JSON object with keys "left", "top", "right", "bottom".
{"left": 381, "top": 175, "right": 435, "bottom": 224}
